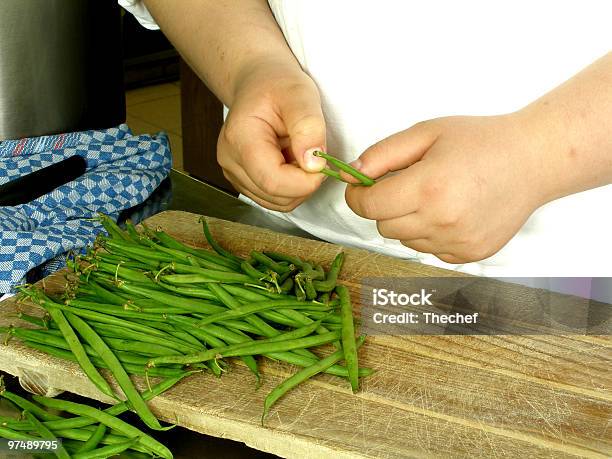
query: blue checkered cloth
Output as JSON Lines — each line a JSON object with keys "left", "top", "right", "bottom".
{"left": 0, "top": 124, "right": 172, "bottom": 293}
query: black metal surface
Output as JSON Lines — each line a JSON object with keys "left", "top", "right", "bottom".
{"left": 165, "top": 169, "right": 315, "bottom": 239}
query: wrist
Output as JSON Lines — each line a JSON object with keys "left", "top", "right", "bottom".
{"left": 230, "top": 56, "right": 308, "bottom": 106}
{"left": 512, "top": 103, "right": 575, "bottom": 206}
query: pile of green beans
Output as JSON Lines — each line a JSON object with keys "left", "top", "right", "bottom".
{"left": 3, "top": 213, "right": 370, "bottom": 445}
{"left": 0, "top": 375, "right": 185, "bottom": 458}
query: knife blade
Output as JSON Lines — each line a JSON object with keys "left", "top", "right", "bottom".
{"left": 0, "top": 155, "right": 87, "bottom": 206}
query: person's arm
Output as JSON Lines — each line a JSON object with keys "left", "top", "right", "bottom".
{"left": 143, "top": 0, "right": 326, "bottom": 210}
{"left": 345, "top": 52, "right": 612, "bottom": 263}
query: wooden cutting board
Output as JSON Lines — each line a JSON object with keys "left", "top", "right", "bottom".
{"left": 0, "top": 210, "right": 609, "bottom": 458}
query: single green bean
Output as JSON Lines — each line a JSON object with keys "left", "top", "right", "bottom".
{"left": 201, "top": 217, "right": 243, "bottom": 265}
{"left": 337, "top": 285, "right": 359, "bottom": 392}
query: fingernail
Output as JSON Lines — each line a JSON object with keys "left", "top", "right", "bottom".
{"left": 349, "top": 159, "right": 363, "bottom": 170}
{"left": 304, "top": 147, "right": 327, "bottom": 171}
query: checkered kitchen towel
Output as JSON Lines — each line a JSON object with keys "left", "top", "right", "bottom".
{"left": 0, "top": 124, "right": 172, "bottom": 293}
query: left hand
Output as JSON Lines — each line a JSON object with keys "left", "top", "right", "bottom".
{"left": 345, "top": 113, "right": 555, "bottom": 263}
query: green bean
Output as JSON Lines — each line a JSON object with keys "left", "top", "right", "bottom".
{"left": 97, "top": 213, "right": 131, "bottom": 241}
{"left": 50, "top": 301, "right": 169, "bottom": 339}
{"left": 65, "top": 300, "right": 167, "bottom": 322}
{"left": 93, "top": 261, "right": 152, "bottom": 284}
{"left": 262, "top": 335, "right": 367, "bottom": 423}
{"left": 86, "top": 322, "right": 199, "bottom": 354}
{"left": 172, "top": 264, "right": 255, "bottom": 284}
{"left": 39, "top": 303, "right": 116, "bottom": 401}
{"left": 92, "top": 250, "right": 160, "bottom": 270}
{"left": 337, "top": 285, "right": 359, "bottom": 392}
{"left": 156, "top": 281, "right": 218, "bottom": 300}
{"left": 167, "top": 316, "right": 260, "bottom": 378}
{"left": 64, "top": 312, "right": 164, "bottom": 431}
{"left": 264, "top": 348, "right": 374, "bottom": 378}
{"left": 0, "top": 384, "right": 63, "bottom": 421}
{"left": 208, "top": 284, "right": 280, "bottom": 338}
{"left": 249, "top": 251, "right": 290, "bottom": 275}
{"left": 76, "top": 423, "right": 107, "bottom": 454}
{"left": 17, "top": 312, "right": 49, "bottom": 328}
{"left": 0, "top": 425, "right": 41, "bottom": 440}
{"left": 305, "top": 310, "right": 343, "bottom": 324}
{"left": 312, "top": 252, "right": 345, "bottom": 292}
{"left": 130, "top": 319, "right": 203, "bottom": 348}
{"left": 240, "top": 259, "right": 267, "bottom": 281}
{"left": 26, "top": 341, "right": 185, "bottom": 377}
{"left": 72, "top": 437, "right": 139, "bottom": 459}
{"left": 99, "top": 238, "right": 175, "bottom": 263}
{"left": 201, "top": 217, "right": 243, "bottom": 265}
{"left": 313, "top": 151, "right": 375, "bottom": 186}
{"left": 320, "top": 167, "right": 343, "bottom": 182}
{"left": 116, "top": 283, "right": 225, "bottom": 315}
{"left": 53, "top": 430, "right": 149, "bottom": 454}
{"left": 86, "top": 279, "right": 127, "bottom": 306}
{"left": 264, "top": 252, "right": 306, "bottom": 269}
{"left": 23, "top": 411, "right": 71, "bottom": 459}
{"left": 159, "top": 274, "right": 218, "bottom": 284}
{"left": 279, "top": 277, "right": 294, "bottom": 293}
{"left": 32, "top": 397, "right": 172, "bottom": 459}
{"left": 152, "top": 229, "right": 239, "bottom": 270}
{"left": 26, "top": 375, "right": 191, "bottom": 433}
{"left": 304, "top": 275, "right": 317, "bottom": 300}
{"left": 19, "top": 328, "right": 180, "bottom": 357}
{"left": 196, "top": 300, "right": 330, "bottom": 327}
{"left": 149, "top": 330, "right": 341, "bottom": 367}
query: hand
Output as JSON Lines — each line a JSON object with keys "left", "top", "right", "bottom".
{"left": 218, "top": 60, "right": 327, "bottom": 211}
{"left": 345, "top": 113, "right": 556, "bottom": 263}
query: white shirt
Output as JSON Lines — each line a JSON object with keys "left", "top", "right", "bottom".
{"left": 121, "top": 0, "right": 612, "bottom": 277}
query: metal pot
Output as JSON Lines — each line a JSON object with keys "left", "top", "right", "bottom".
{"left": 0, "top": 0, "right": 125, "bottom": 141}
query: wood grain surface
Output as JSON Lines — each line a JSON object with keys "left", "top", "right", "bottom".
{"left": 0, "top": 210, "right": 609, "bottom": 458}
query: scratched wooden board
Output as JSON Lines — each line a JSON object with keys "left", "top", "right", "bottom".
{"left": 0, "top": 210, "right": 609, "bottom": 458}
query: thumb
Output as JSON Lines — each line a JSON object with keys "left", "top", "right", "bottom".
{"left": 280, "top": 87, "right": 327, "bottom": 172}
{"left": 355, "top": 120, "right": 440, "bottom": 179}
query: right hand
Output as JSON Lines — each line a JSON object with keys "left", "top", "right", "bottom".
{"left": 218, "top": 60, "right": 328, "bottom": 211}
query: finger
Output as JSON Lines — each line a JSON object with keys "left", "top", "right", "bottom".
{"left": 345, "top": 160, "right": 429, "bottom": 220}
{"left": 354, "top": 120, "right": 440, "bottom": 179}
{"left": 231, "top": 178, "right": 305, "bottom": 213}
{"left": 376, "top": 213, "right": 429, "bottom": 240}
{"left": 400, "top": 238, "right": 436, "bottom": 254}
{"left": 278, "top": 85, "right": 327, "bottom": 172}
{"left": 433, "top": 253, "right": 464, "bottom": 264}
{"left": 236, "top": 117, "right": 326, "bottom": 198}
{"left": 224, "top": 168, "right": 297, "bottom": 207}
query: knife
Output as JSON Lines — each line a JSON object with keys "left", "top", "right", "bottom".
{"left": 0, "top": 155, "right": 87, "bottom": 206}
